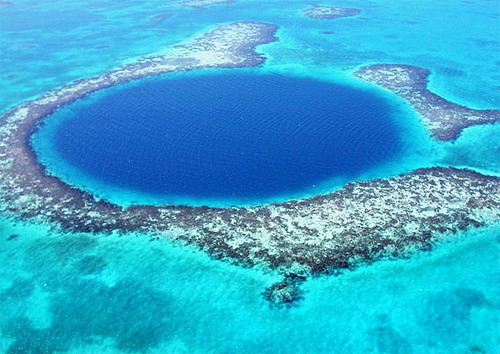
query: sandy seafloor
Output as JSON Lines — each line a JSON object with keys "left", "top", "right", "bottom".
{"left": 0, "top": 0, "right": 499, "bottom": 352}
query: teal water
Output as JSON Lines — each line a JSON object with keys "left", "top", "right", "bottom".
{"left": 1, "top": 0, "right": 499, "bottom": 352}
{"left": 1, "top": 0, "right": 499, "bottom": 111}
{"left": 1, "top": 216, "right": 499, "bottom": 353}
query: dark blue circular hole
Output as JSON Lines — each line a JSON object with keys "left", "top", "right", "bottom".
{"left": 45, "top": 72, "right": 403, "bottom": 202}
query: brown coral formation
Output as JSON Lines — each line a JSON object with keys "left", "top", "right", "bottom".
{"left": 354, "top": 64, "right": 500, "bottom": 140}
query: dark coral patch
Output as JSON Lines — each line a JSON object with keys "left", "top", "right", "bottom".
{"left": 263, "top": 273, "right": 306, "bottom": 307}
{"left": 76, "top": 255, "right": 107, "bottom": 275}
{"left": 148, "top": 13, "right": 172, "bottom": 23}
{"left": 2, "top": 279, "right": 174, "bottom": 353}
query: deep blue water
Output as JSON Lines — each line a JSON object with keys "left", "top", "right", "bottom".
{"left": 42, "top": 72, "right": 403, "bottom": 202}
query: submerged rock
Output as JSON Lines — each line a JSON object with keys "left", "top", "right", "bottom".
{"left": 6, "top": 234, "right": 19, "bottom": 241}
{"left": 147, "top": 13, "right": 172, "bottom": 24}
{"left": 263, "top": 273, "right": 306, "bottom": 307}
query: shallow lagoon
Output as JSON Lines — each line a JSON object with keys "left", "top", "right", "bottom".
{"left": 0, "top": 216, "right": 499, "bottom": 353}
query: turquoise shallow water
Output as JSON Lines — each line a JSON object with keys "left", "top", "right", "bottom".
{"left": 0, "top": 216, "right": 499, "bottom": 353}
{"left": 1, "top": 0, "right": 499, "bottom": 352}
{"left": 1, "top": 0, "right": 499, "bottom": 111}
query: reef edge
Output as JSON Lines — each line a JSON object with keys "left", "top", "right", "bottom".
{"left": 0, "top": 22, "right": 498, "bottom": 285}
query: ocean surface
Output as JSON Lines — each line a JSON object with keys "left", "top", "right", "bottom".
{"left": 1, "top": 0, "right": 499, "bottom": 352}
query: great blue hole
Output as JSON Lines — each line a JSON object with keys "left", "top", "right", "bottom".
{"left": 32, "top": 72, "right": 405, "bottom": 204}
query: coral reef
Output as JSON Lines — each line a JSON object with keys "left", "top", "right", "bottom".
{"left": 263, "top": 273, "right": 306, "bottom": 307}
{"left": 354, "top": 64, "right": 500, "bottom": 140}
{"left": 177, "top": 0, "right": 235, "bottom": 9}
{"left": 0, "top": 22, "right": 498, "bottom": 293}
{"left": 303, "top": 4, "right": 361, "bottom": 19}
